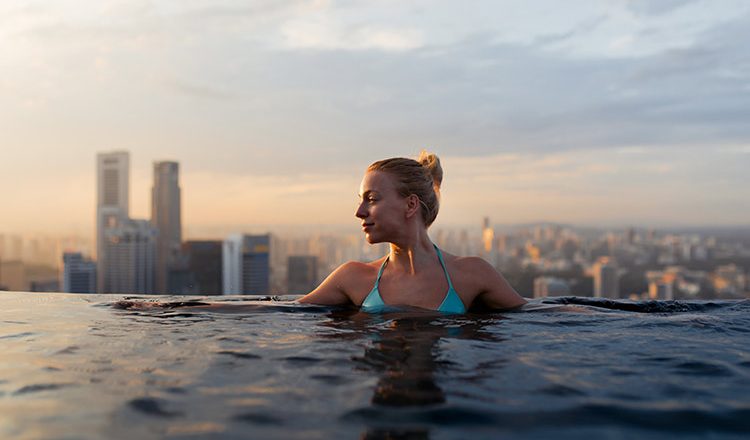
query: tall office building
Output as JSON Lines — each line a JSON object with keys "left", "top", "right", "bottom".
{"left": 647, "top": 271, "right": 675, "bottom": 300}
{"left": 96, "top": 151, "right": 129, "bottom": 292}
{"left": 151, "top": 161, "right": 182, "bottom": 293}
{"left": 287, "top": 255, "right": 318, "bottom": 294}
{"left": 100, "top": 218, "right": 157, "bottom": 294}
{"left": 593, "top": 257, "right": 619, "bottom": 298}
{"left": 0, "top": 260, "right": 26, "bottom": 291}
{"left": 62, "top": 252, "right": 97, "bottom": 293}
{"left": 223, "top": 234, "right": 270, "bottom": 295}
{"left": 533, "top": 276, "right": 571, "bottom": 298}
{"left": 168, "top": 241, "right": 223, "bottom": 295}
{"left": 482, "top": 217, "right": 494, "bottom": 254}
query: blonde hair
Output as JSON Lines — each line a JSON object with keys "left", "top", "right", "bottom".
{"left": 367, "top": 150, "right": 443, "bottom": 227}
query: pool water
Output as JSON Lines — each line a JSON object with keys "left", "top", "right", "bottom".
{"left": 1, "top": 292, "right": 749, "bottom": 439}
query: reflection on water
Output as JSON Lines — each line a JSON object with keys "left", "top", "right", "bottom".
{"left": 320, "top": 309, "right": 502, "bottom": 439}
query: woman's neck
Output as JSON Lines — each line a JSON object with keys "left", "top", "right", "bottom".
{"left": 387, "top": 230, "right": 435, "bottom": 275}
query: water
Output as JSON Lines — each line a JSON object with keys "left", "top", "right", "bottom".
{"left": 1, "top": 292, "right": 749, "bottom": 439}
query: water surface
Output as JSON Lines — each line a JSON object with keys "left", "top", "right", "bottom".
{"left": 1, "top": 292, "right": 749, "bottom": 439}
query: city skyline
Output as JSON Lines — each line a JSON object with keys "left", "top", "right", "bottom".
{"left": 2, "top": 1, "right": 750, "bottom": 234}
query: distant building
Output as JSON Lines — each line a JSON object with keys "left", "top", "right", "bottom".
{"left": 30, "top": 279, "right": 60, "bottom": 292}
{"left": 482, "top": 217, "right": 494, "bottom": 254}
{"left": 97, "top": 151, "right": 130, "bottom": 292}
{"left": 713, "top": 264, "right": 747, "bottom": 296}
{"left": 151, "top": 161, "right": 182, "bottom": 293}
{"left": 0, "top": 260, "right": 26, "bottom": 291}
{"left": 166, "top": 253, "right": 198, "bottom": 295}
{"left": 100, "top": 218, "right": 157, "bottom": 294}
{"left": 593, "top": 257, "right": 619, "bottom": 298}
{"left": 0, "top": 234, "right": 24, "bottom": 261}
{"left": 649, "top": 279, "right": 674, "bottom": 300}
{"left": 169, "top": 241, "right": 223, "bottom": 295}
{"left": 533, "top": 276, "right": 571, "bottom": 298}
{"left": 287, "top": 255, "right": 318, "bottom": 294}
{"left": 62, "top": 252, "right": 97, "bottom": 293}
{"left": 223, "top": 234, "right": 270, "bottom": 295}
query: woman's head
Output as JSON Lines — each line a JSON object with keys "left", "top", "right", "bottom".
{"left": 364, "top": 150, "right": 443, "bottom": 227}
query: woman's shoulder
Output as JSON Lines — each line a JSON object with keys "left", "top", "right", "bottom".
{"left": 441, "top": 251, "right": 494, "bottom": 275}
{"left": 440, "top": 251, "right": 502, "bottom": 297}
{"left": 329, "top": 257, "right": 386, "bottom": 287}
{"left": 298, "top": 257, "right": 386, "bottom": 306}
{"left": 337, "top": 256, "right": 386, "bottom": 274}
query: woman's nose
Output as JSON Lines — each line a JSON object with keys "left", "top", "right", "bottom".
{"left": 355, "top": 202, "right": 367, "bottom": 219}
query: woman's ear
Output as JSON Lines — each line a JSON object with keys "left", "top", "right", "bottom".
{"left": 405, "top": 194, "right": 420, "bottom": 219}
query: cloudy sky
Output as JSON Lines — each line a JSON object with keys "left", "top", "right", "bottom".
{"left": 1, "top": 0, "right": 749, "bottom": 236}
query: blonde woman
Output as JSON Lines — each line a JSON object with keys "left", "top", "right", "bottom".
{"left": 300, "top": 152, "right": 526, "bottom": 313}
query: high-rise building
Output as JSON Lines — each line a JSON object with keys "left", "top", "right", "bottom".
{"left": 287, "top": 255, "right": 318, "bottom": 294}
{"left": 482, "top": 217, "right": 494, "bottom": 254}
{"left": 97, "top": 151, "right": 129, "bottom": 292}
{"left": 100, "top": 218, "right": 157, "bottom": 294}
{"left": 62, "top": 252, "right": 97, "bottom": 293}
{"left": 168, "top": 241, "right": 223, "bottom": 295}
{"left": 223, "top": 234, "right": 270, "bottom": 295}
{"left": 0, "top": 234, "right": 23, "bottom": 261}
{"left": 593, "top": 257, "right": 619, "bottom": 298}
{"left": 151, "top": 161, "right": 182, "bottom": 293}
{"left": 0, "top": 260, "right": 26, "bottom": 291}
{"left": 533, "top": 276, "right": 571, "bottom": 298}
{"left": 165, "top": 252, "right": 197, "bottom": 295}
{"left": 647, "top": 272, "right": 675, "bottom": 300}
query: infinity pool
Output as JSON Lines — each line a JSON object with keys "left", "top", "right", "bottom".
{"left": 1, "top": 292, "right": 749, "bottom": 439}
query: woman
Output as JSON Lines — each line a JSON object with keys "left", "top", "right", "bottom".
{"left": 299, "top": 151, "right": 527, "bottom": 313}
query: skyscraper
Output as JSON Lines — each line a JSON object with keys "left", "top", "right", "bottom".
{"left": 0, "top": 260, "right": 26, "bottom": 291}
{"left": 168, "top": 241, "right": 223, "bottom": 295}
{"left": 593, "top": 257, "right": 619, "bottom": 298}
{"left": 482, "top": 217, "right": 494, "bottom": 254}
{"left": 96, "top": 151, "right": 129, "bottom": 292}
{"left": 101, "top": 218, "right": 157, "bottom": 294}
{"left": 151, "top": 161, "right": 182, "bottom": 293}
{"left": 223, "top": 234, "right": 270, "bottom": 295}
{"left": 533, "top": 276, "right": 571, "bottom": 298}
{"left": 287, "top": 255, "right": 318, "bottom": 294}
{"left": 62, "top": 252, "right": 97, "bottom": 293}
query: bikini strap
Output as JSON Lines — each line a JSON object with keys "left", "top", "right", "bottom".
{"left": 433, "top": 244, "right": 455, "bottom": 290}
{"left": 374, "top": 257, "right": 389, "bottom": 286}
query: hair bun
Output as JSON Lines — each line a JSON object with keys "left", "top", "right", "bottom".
{"left": 417, "top": 150, "right": 443, "bottom": 191}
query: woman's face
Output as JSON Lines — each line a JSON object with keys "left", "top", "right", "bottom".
{"left": 356, "top": 171, "right": 408, "bottom": 244}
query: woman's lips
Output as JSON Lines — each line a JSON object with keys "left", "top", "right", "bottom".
{"left": 362, "top": 223, "right": 374, "bottom": 231}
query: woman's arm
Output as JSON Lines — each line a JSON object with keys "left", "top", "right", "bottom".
{"left": 298, "top": 262, "right": 359, "bottom": 305}
{"left": 463, "top": 257, "right": 527, "bottom": 310}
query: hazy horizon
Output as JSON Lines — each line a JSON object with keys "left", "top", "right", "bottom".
{"left": 2, "top": 0, "right": 749, "bottom": 236}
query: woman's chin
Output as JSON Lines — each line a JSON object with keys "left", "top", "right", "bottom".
{"left": 364, "top": 233, "right": 382, "bottom": 244}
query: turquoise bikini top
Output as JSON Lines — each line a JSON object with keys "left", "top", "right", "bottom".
{"left": 360, "top": 244, "right": 466, "bottom": 314}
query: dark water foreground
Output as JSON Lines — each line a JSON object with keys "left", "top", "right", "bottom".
{"left": 1, "top": 292, "right": 749, "bottom": 439}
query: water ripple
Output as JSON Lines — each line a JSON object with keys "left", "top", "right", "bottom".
{"left": 232, "top": 412, "right": 283, "bottom": 425}
{"left": 673, "top": 361, "right": 734, "bottom": 377}
{"left": 216, "top": 350, "right": 262, "bottom": 360}
{"left": 0, "top": 332, "right": 36, "bottom": 339}
{"left": 128, "top": 397, "right": 183, "bottom": 418}
{"left": 14, "top": 383, "right": 73, "bottom": 395}
{"left": 342, "top": 404, "right": 750, "bottom": 433}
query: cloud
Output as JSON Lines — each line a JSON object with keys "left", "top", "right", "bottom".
{"left": 533, "top": 15, "right": 607, "bottom": 47}
{"left": 163, "top": 79, "right": 237, "bottom": 101}
{"left": 280, "top": 19, "right": 423, "bottom": 51}
{"left": 626, "top": 0, "right": 698, "bottom": 16}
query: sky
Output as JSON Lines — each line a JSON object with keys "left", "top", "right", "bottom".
{"left": 1, "top": 0, "right": 749, "bottom": 237}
